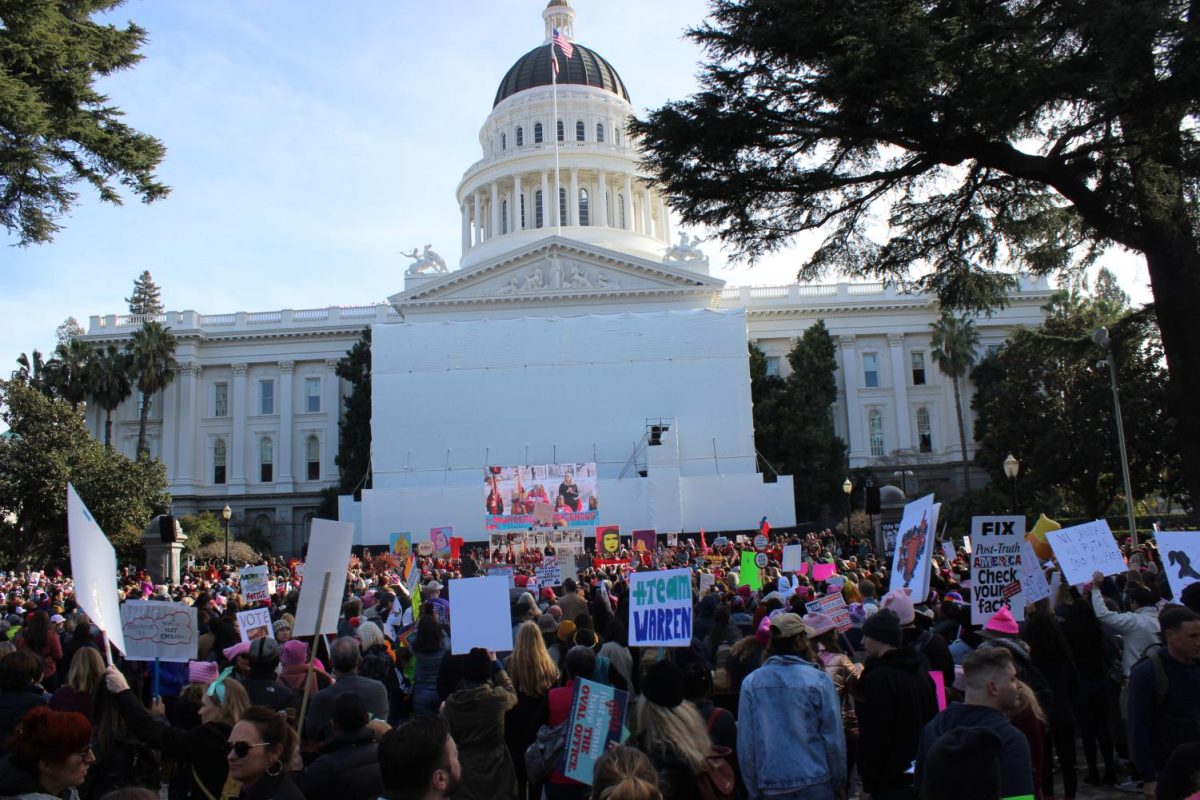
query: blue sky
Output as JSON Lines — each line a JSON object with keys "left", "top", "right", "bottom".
{"left": 2, "top": 0, "right": 1152, "bottom": 373}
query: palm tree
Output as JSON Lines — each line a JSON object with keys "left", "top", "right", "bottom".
{"left": 44, "top": 339, "right": 95, "bottom": 407}
{"left": 89, "top": 344, "right": 133, "bottom": 448}
{"left": 13, "top": 350, "right": 49, "bottom": 391}
{"left": 127, "top": 321, "right": 178, "bottom": 458}
{"left": 930, "top": 310, "right": 981, "bottom": 492}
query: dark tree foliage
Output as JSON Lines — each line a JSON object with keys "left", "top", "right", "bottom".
{"left": 318, "top": 328, "right": 372, "bottom": 518}
{"left": 1, "top": 0, "right": 169, "bottom": 245}
{"left": 972, "top": 293, "right": 1185, "bottom": 518}
{"left": 632, "top": 0, "right": 1200, "bottom": 507}
{"left": 126, "top": 270, "right": 164, "bottom": 315}
{"left": 749, "top": 321, "right": 847, "bottom": 522}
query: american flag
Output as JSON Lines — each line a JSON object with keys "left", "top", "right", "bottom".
{"left": 554, "top": 27, "right": 574, "bottom": 60}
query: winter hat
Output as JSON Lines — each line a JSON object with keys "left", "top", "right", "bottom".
{"left": 281, "top": 639, "right": 309, "bottom": 667}
{"left": 514, "top": 574, "right": 529, "bottom": 588}
{"left": 861, "top": 609, "right": 903, "bottom": 648}
{"left": 547, "top": 604, "right": 563, "bottom": 620}
{"left": 847, "top": 603, "right": 867, "bottom": 626}
{"left": 943, "top": 591, "right": 964, "bottom": 604}
{"left": 642, "top": 659, "right": 684, "bottom": 709}
{"left": 557, "top": 620, "right": 577, "bottom": 642}
{"left": 921, "top": 726, "right": 1003, "bottom": 800}
{"left": 755, "top": 614, "right": 772, "bottom": 645}
{"left": 881, "top": 588, "right": 916, "bottom": 626}
{"left": 802, "top": 612, "right": 835, "bottom": 637}
{"left": 188, "top": 661, "right": 219, "bottom": 685}
{"left": 537, "top": 613, "right": 558, "bottom": 635}
{"left": 981, "top": 607, "right": 1020, "bottom": 637}
{"left": 222, "top": 642, "right": 250, "bottom": 662}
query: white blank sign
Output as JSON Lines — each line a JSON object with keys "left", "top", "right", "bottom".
{"left": 450, "top": 576, "right": 514, "bottom": 655}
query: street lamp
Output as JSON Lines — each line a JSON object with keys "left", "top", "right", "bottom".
{"left": 1092, "top": 327, "right": 1138, "bottom": 546}
{"left": 893, "top": 469, "right": 914, "bottom": 497}
{"left": 221, "top": 504, "right": 232, "bottom": 564}
{"left": 1003, "top": 454, "right": 1019, "bottom": 514}
{"left": 842, "top": 478, "right": 853, "bottom": 540}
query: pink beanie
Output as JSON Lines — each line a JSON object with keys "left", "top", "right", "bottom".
{"left": 984, "top": 606, "right": 1020, "bottom": 636}
{"left": 755, "top": 614, "right": 772, "bottom": 645}
{"left": 881, "top": 588, "right": 916, "bottom": 626}
{"left": 802, "top": 612, "right": 836, "bottom": 637}
{"left": 222, "top": 642, "right": 250, "bottom": 662}
{"left": 281, "top": 639, "right": 308, "bottom": 667}
{"left": 188, "top": 660, "right": 219, "bottom": 685}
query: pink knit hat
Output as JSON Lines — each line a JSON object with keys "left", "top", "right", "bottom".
{"left": 982, "top": 606, "right": 1020, "bottom": 636}
{"left": 222, "top": 641, "right": 249, "bottom": 662}
{"left": 755, "top": 614, "right": 772, "bottom": 645}
{"left": 280, "top": 639, "right": 308, "bottom": 667}
{"left": 802, "top": 612, "right": 836, "bottom": 637}
{"left": 188, "top": 660, "right": 219, "bottom": 685}
{"left": 881, "top": 588, "right": 916, "bottom": 626}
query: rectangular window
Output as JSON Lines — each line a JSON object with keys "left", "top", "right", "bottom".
{"left": 863, "top": 353, "right": 879, "bottom": 388}
{"left": 261, "top": 462, "right": 273, "bottom": 482}
{"left": 307, "top": 460, "right": 320, "bottom": 480}
{"left": 259, "top": 380, "right": 274, "bottom": 415}
{"left": 987, "top": 344, "right": 1002, "bottom": 356}
{"left": 305, "top": 377, "right": 321, "bottom": 413}
{"left": 214, "top": 464, "right": 226, "bottom": 484}
{"left": 765, "top": 357, "right": 781, "bottom": 377}
{"left": 214, "top": 383, "right": 228, "bottom": 417}
{"left": 869, "top": 411, "right": 885, "bottom": 456}
{"left": 911, "top": 352, "right": 926, "bottom": 385}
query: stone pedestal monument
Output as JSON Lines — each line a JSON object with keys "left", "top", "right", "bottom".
{"left": 142, "top": 515, "right": 187, "bottom": 585}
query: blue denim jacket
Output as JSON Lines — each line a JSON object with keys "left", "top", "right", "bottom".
{"left": 737, "top": 654, "right": 847, "bottom": 799}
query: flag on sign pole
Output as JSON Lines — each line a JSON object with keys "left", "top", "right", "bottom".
{"left": 550, "top": 47, "right": 559, "bottom": 76}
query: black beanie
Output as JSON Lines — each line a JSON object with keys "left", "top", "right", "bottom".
{"left": 922, "top": 727, "right": 1003, "bottom": 800}
{"left": 642, "top": 659, "right": 684, "bottom": 709}
{"left": 862, "top": 609, "right": 903, "bottom": 647}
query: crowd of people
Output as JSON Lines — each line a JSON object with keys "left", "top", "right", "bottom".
{"left": 0, "top": 527, "right": 1197, "bottom": 800}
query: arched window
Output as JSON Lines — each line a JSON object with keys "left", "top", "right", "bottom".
{"left": 501, "top": 198, "right": 509, "bottom": 234}
{"left": 556, "top": 120, "right": 564, "bottom": 142}
{"left": 578, "top": 188, "right": 590, "bottom": 226}
{"left": 534, "top": 123, "right": 543, "bottom": 143}
{"left": 213, "top": 439, "right": 226, "bottom": 485}
{"left": 260, "top": 437, "right": 273, "bottom": 483}
{"left": 306, "top": 435, "right": 321, "bottom": 480}
{"left": 516, "top": 126, "right": 524, "bottom": 147}
{"left": 868, "top": 411, "right": 885, "bottom": 457}
{"left": 576, "top": 120, "right": 585, "bottom": 141}
{"left": 916, "top": 407, "right": 933, "bottom": 453}
{"left": 501, "top": 132, "right": 507, "bottom": 150}
{"left": 596, "top": 123, "right": 605, "bottom": 143}
{"left": 535, "top": 190, "right": 544, "bottom": 228}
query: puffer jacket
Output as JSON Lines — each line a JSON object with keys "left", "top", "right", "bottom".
{"left": 441, "top": 672, "right": 518, "bottom": 800}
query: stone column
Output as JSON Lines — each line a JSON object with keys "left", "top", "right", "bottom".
{"left": 160, "top": 370, "right": 180, "bottom": 481}
{"left": 473, "top": 192, "right": 483, "bottom": 244}
{"left": 659, "top": 195, "right": 671, "bottom": 243}
{"left": 230, "top": 363, "right": 248, "bottom": 489}
{"left": 569, "top": 169, "right": 579, "bottom": 225}
{"left": 888, "top": 333, "right": 913, "bottom": 451}
{"left": 642, "top": 185, "right": 653, "bottom": 237}
{"left": 839, "top": 337, "right": 862, "bottom": 459}
{"left": 490, "top": 182, "right": 500, "bottom": 238}
{"left": 540, "top": 171, "right": 550, "bottom": 228}
{"left": 461, "top": 202, "right": 470, "bottom": 251}
{"left": 622, "top": 174, "right": 634, "bottom": 230}
{"left": 278, "top": 360, "right": 294, "bottom": 488}
{"left": 598, "top": 169, "right": 609, "bottom": 227}
{"left": 175, "top": 362, "right": 199, "bottom": 486}
{"left": 513, "top": 173, "right": 522, "bottom": 230}
{"left": 324, "top": 359, "right": 340, "bottom": 481}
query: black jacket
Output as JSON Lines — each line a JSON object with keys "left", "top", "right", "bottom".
{"left": 292, "top": 728, "right": 382, "bottom": 800}
{"left": 239, "top": 772, "right": 305, "bottom": 800}
{"left": 114, "top": 689, "right": 231, "bottom": 800}
{"left": 0, "top": 687, "right": 46, "bottom": 756}
{"left": 0, "top": 754, "right": 46, "bottom": 798}
{"left": 239, "top": 674, "right": 294, "bottom": 712}
{"left": 855, "top": 646, "right": 938, "bottom": 793}
{"left": 915, "top": 703, "right": 1034, "bottom": 800}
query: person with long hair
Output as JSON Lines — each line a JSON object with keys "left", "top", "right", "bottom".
{"left": 104, "top": 664, "right": 249, "bottom": 800}
{"left": 227, "top": 705, "right": 303, "bottom": 799}
{"left": 411, "top": 613, "right": 450, "bottom": 717}
{"left": 634, "top": 659, "right": 714, "bottom": 799}
{"left": 591, "top": 746, "right": 663, "bottom": 800}
{"left": 56, "top": 617, "right": 98, "bottom": 681}
{"left": 50, "top": 648, "right": 105, "bottom": 718}
{"left": 0, "top": 706, "right": 94, "bottom": 799}
{"left": 15, "top": 611, "right": 63, "bottom": 689}
{"left": 505, "top": 621, "right": 560, "bottom": 800}
{"left": 0, "top": 650, "right": 48, "bottom": 750}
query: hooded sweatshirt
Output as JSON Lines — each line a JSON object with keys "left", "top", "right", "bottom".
{"left": 856, "top": 645, "right": 938, "bottom": 793}
{"left": 915, "top": 703, "right": 1034, "bottom": 800}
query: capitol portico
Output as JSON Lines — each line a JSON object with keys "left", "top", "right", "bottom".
{"left": 80, "top": 0, "right": 1053, "bottom": 554}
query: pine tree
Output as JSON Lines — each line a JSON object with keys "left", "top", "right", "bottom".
{"left": 126, "top": 271, "right": 164, "bottom": 315}
{"left": 56, "top": 317, "right": 85, "bottom": 348}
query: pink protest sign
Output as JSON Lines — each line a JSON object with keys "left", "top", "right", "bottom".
{"left": 811, "top": 563, "right": 837, "bottom": 582}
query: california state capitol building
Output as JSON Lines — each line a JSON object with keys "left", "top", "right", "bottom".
{"left": 80, "top": 0, "right": 1052, "bottom": 555}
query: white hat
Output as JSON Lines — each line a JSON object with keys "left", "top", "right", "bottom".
{"left": 50, "top": 614, "right": 65, "bottom": 624}
{"left": 424, "top": 580, "right": 443, "bottom": 592}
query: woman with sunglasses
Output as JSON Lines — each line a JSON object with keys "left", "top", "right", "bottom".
{"left": 104, "top": 664, "right": 249, "bottom": 800}
{"left": 226, "top": 706, "right": 303, "bottom": 800}
{"left": 0, "top": 706, "right": 93, "bottom": 799}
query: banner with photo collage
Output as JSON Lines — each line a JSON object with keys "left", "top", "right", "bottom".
{"left": 484, "top": 463, "right": 598, "bottom": 531}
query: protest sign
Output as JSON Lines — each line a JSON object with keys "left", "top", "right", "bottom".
{"left": 239, "top": 565, "right": 269, "bottom": 604}
{"left": 754, "top": 552, "right": 769, "bottom": 569}
{"left": 941, "top": 541, "right": 956, "bottom": 564}
{"left": 963, "top": 535, "right": 973, "bottom": 553}
{"left": 811, "top": 563, "right": 836, "bottom": 582}
{"left": 1018, "top": 539, "right": 1052, "bottom": 605}
{"left": 1046, "top": 520, "right": 1127, "bottom": 586}
{"left": 970, "top": 516, "right": 1026, "bottom": 625}
{"left": 563, "top": 678, "right": 630, "bottom": 784}
{"left": 449, "top": 576, "right": 513, "bottom": 654}
{"left": 430, "top": 527, "right": 452, "bottom": 557}
{"left": 740, "top": 550, "right": 761, "bottom": 591}
{"left": 415, "top": 539, "right": 434, "bottom": 557}
{"left": 889, "top": 494, "right": 939, "bottom": 601}
{"left": 881, "top": 521, "right": 900, "bottom": 556}
{"left": 632, "top": 530, "right": 656, "bottom": 553}
{"left": 119, "top": 601, "right": 197, "bottom": 663}
{"left": 598, "top": 525, "right": 621, "bottom": 555}
{"left": 699, "top": 573, "right": 716, "bottom": 594}
{"left": 293, "top": 519, "right": 354, "bottom": 637}
{"left": 237, "top": 608, "right": 273, "bottom": 643}
{"left": 67, "top": 484, "right": 126, "bottom": 655}
{"left": 487, "top": 566, "right": 516, "bottom": 589}
{"left": 805, "top": 592, "right": 853, "bottom": 632}
{"left": 388, "top": 532, "right": 413, "bottom": 559}
{"left": 535, "top": 557, "right": 562, "bottom": 587}
{"left": 1154, "top": 531, "right": 1200, "bottom": 601}
{"left": 628, "top": 568, "right": 692, "bottom": 647}
{"left": 782, "top": 544, "right": 804, "bottom": 573}
{"left": 666, "top": 532, "right": 678, "bottom": 548}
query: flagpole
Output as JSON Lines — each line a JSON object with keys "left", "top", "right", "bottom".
{"left": 552, "top": 42, "right": 562, "bottom": 237}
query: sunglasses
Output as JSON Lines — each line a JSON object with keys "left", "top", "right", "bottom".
{"left": 226, "top": 741, "right": 269, "bottom": 759}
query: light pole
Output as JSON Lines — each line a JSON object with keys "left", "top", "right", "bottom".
{"left": 1003, "top": 454, "right": 1019, "bottom": 514}
{"left": 222, "top": 504, "right": 232, "bottom": 564}
{"left": 842, "top": 478, "right": 853, "bottom": 541}
{"left": 893, "top": 469, "right": 914, "bottom": 497}
{"left": 1092, "top": 327, "right": 1138, "bottom": 547}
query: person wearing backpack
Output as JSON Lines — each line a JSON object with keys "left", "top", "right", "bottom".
{"left": 1127, "top": 604, "right": 1200, "bottom": 800}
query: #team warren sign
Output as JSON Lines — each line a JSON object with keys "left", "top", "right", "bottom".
{"left": 627, "top": 568, "right": 692, "bottom": 647}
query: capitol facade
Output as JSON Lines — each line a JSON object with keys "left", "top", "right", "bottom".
{"left": 81, "top": 1, "right": 1052, "bottom": 553}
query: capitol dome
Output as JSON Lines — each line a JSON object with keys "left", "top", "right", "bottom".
{"left": 494, "top": 43, "right": 630, "bottom": 107}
